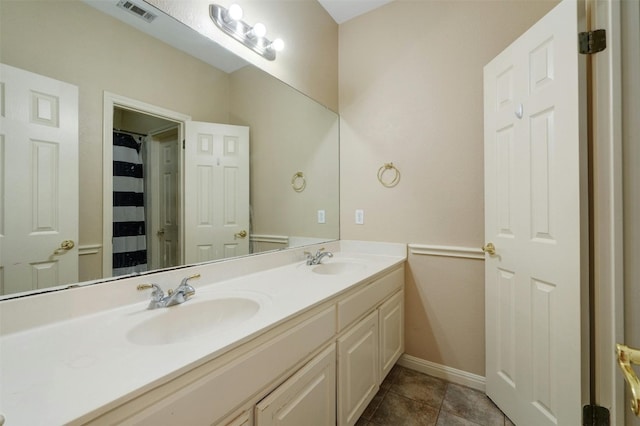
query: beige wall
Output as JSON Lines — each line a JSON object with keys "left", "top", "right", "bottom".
{"left": 229, "top": 66, "right": 340, "bottom": 242}
{"left": 339, "top": 0, "right": 557, "bottom": 376}
{"left": 0, "top": 0, "right": 232, "bottom": 281}
{"left": 148, "top": 0, "right": 339, "bottom": 111}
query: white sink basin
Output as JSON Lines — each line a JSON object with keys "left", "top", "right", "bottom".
{"left": 127, "top": 297, "right": 261, "bottom": 345}
{"left": 312, "top": 261, "right": 366, "bottom": 275}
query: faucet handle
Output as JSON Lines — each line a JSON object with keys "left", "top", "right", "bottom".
{"left": 137, "top": 283, "right": 164, "bottom": 299}
{"left": 137, "top": 283, "right": 165, "bottom": 309}
{"left": 177, "top": 274, "right": 199, "bottom": 301}
{"left": 180, "top": 273, "right": 201, "bottom": 286}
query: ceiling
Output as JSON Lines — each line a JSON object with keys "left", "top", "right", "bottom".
{"left": 317, "top": 0, "right": 394, "bottom": 24}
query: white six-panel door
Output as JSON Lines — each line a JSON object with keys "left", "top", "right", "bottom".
{"left": 0, "top": 63, "right": 79, "bottom": 295}
{"left": 483, "top": 1, "right": 588, "bottom": 424}
{"left": 148, "top": 132, "right": 180, "bottom": 270}
{"left": 184, "top": 121, "right": 249, "bottom": 263}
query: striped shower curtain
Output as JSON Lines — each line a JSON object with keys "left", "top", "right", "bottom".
{"left": 112, "top": 131, "right": 147, "bottom": 276}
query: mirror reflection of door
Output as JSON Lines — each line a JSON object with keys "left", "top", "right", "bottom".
{"left": 111, "top": 106, "right": 251, "bottom": 276}
{"left": 184, "top": 121, "right": 250, "bottom": 264}
{"left": 112, "top": 107, "right": 179, "bottom": 275}
{"left": 0, "top": 63, "right": 79, "bottom": 295}
{"left": 148, "top": 128, "right": 180, "bottom": 270}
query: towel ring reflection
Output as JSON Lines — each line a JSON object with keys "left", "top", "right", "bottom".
{"left": 291, "top": 171, "right": 306, "bottom": 192}
{"left": 377, "top": 162, "right": 400, "bottom": 188}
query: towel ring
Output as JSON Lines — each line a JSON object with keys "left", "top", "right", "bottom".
{"left": 291, "top": 171, "right": 306, "bottom": 192}
{"left": 377, "top": 162, "right": 400, "bottom": 188}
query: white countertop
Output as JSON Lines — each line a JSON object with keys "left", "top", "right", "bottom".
{"left": 0, "top": 241, "right": 405, "bottom": 425}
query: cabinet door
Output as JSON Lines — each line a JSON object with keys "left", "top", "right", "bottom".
{"left": 337, "top": 311, "right": 379, "bottom": 426}
{"left": 379, "top": 290, "right": 404, "bottom": 380}
{"left": 255, "top": 344, "right": 336, "bottom": 426}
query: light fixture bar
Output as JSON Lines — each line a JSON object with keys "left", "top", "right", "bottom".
{"left": 210, "top": 4, "right": 281, "bottom": 61}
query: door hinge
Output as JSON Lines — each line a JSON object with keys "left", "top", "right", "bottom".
{"left": 182, "top": 139, "right": 185, "bottom": 149}
{"left": 582, "top": 404, "right": 610, "bottom": 426}
{"left": 579, "top": 29, "right": 606, "bottom": 54}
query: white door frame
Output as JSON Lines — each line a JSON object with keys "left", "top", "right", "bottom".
{"left": 590, "top": 0, "right": 625, "bottom": 423}
{"left": 102, "top": 92, "right": 191, "bottom": 277}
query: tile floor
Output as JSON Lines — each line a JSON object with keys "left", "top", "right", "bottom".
{"left": 356, "top": 365, "right": 515, "bottom": 426}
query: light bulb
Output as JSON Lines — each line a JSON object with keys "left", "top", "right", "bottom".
{"left": 226, "top": 3, "right": 243, "bottom": 21}
{"left": 248, "top": 22, "right": 266, "bottom": 38}
{"left": 269, "top": 38, "right": 284, "bottom": 52}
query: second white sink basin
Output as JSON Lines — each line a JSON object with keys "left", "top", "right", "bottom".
{"left": 312, "top": 261, "right": 366, "bottom": 275}
{"left": 127, "top": 297, "right": 261, "bottom": 345}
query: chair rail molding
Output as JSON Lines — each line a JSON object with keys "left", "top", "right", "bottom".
{"left": 78, "top": 244, "right": 102, "bottom": 256}
{"left": 408, "top": 244, "right": 484, "bottom": 260}
{"left": 249, "top": 234, "right": 289, "bottom": 245}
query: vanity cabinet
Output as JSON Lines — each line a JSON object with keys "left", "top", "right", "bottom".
{"left": 255, "top": 344, "right": 336, "bottom": 426}
{"left": 336, "top": 267, "right": 404, "bottom": 426}
{"left": 85, "top": 265, "right": 404, "bottom": 426}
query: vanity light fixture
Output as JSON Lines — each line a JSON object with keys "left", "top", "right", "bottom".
{"left": 210, "top": 3, "right": 284, "bottom": 61}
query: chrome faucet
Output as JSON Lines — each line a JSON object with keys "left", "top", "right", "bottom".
{"left": 305, "top": 248, "right": 334, "bottom": 265}
{"left": 137, "top": 273, "right": 200, "bottom": 309}
{"left": 164, "top": 273, "right": 199, "bottom": 307}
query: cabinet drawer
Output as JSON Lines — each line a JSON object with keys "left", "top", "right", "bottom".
{"left": 222, "top": 410, "right": 251, "bottom": 426}
{"left": 337, "top": 266, "right": 403, "bottom": 331}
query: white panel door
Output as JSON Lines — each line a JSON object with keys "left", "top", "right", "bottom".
{"left": 184, "top": 121, "right": 249, "bottom": 263}
{"left": 0, "top": 63, "right": 79, "bottom": 295}
{"left": 483, "top": 1, "right": 588, "bottom": 425}
{"left": 148, "top": 134, "right": 180, "bottom": 270}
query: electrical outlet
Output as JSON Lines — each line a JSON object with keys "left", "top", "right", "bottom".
{"left": 317, "top": 210, "right": 326, "bottom": 224}
{"left": 355, "top": 209, "right": 364, "bottom": 225}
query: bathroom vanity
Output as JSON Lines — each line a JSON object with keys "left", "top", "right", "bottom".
{"left": 0, "top": 241, "right": 406, "bottom": 425}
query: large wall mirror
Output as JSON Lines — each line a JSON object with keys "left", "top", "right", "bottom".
{"left": 0, "top": 0, "right": 339, "bottom": 298}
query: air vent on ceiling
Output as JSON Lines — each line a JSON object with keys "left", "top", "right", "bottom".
{"left": 116, "top": 0, "right": 157, "bottom": 23}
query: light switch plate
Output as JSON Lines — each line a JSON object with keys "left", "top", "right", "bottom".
{"left": 355, "top": 209, "right": 364, "bottom": 225}
{"left": 317, "top": 210, "right": 326, "bottom": 224}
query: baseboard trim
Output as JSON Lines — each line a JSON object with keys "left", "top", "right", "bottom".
{"left": 397, "top": 354, "right": 486, "bottom": 392}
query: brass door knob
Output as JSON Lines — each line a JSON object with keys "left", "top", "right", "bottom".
{"left": 482, "top": 242, "right": 496, "bottom": 256}
{"left": 235, "top": 230, "right": 248, "bottom": 239}
{"left": 617, "top": 343, "right": 640, "bottom": 416}
{"left": 54, "top": 239, "right": 75, "bottom": 255}
{"left": 60, "top": 240, "right": 75, "bottom": 250}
